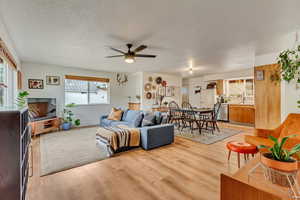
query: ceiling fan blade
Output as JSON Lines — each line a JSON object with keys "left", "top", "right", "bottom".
{"left": 135, "top": 54, "right": 156, "bottom": 58}
{"left": 110, "top": 47, "right": 125, "bottom": 54}
{"left": 105, "top": 55, "right": 124, "bottom": 58}
{"left": 133, "top": 45, "right": 147, "bottom": 53}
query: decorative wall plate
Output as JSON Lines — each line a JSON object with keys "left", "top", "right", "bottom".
{"left": 144, "top": 83, "right": 152, "bottom": 91}
{"left": 148, "top": 76, "right": 153, "bottom": 82}
{"left": 162, "top": 80, "right": 167, "bottom": 87}
{"left": 152, "top": 85, "right": 156, "bottom": 90}
{"left": 155, "top": 77, "right": 162, "bottom": 84}
{"left": 146, "top": 92, "right": 152, "bottom": 99}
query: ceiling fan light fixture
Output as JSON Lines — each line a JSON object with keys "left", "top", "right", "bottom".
{"left": 124, "top": 55, "right": 135, "bottom": 63}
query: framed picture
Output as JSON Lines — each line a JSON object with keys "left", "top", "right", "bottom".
{"left": 46, "top": 76, "right": 60, "bottom": 85}
{"left": 157, "top": 85, "right": 165, "bottom": 96}
{"left": 166, "top": 86, "right": 175, "bottom": 97}
{"left": 256, "top": 70, "right": 264, "bottom": 81}
{"left": 28, "top": 79, "right": 44, "bottom": 89}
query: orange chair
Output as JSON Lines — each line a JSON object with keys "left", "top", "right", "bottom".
{"left": 245, "top": 113, "right": 300, "bottom": 160}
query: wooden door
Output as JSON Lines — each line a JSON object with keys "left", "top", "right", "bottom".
{"left": 254, "top": 64, "right": 281, "bottom": 129}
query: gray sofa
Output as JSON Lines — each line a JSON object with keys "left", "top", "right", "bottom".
{"left": 99, "top": 109, "right": 174, "bottom": 150}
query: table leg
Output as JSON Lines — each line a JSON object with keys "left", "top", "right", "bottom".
{"left": 227, "top": 150, "right": 231, "bottom": 161}
{"left": 237, "top": 153, "right": 240, "bottom": 168}
{"left": 244, "top": 153, "right": 247, "bottom": 161}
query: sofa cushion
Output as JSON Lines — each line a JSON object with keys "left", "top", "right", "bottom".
{"left": 107, "top": 107, "right": 123, "bottom": 121}
{"left": 101, "top": 118, "right": 114, "bottom": 127}
{"left": 142, "top": 113, "right": 156, "bottom": 126}
{"left": 121, "top": 109, "right": 129, "bottom": 121}
{"left": 124, "top": 110, "right": 140, "bottom": 121}
{"left": 154, "top": 111, "right": 162, "bottom": 125}
{"left": 110, "top": 121, "right": 130, "bottom": 127}
{"left": 123, "top": 110, "right": 144, "bottom": 127}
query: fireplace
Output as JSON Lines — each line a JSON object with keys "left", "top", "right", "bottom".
{"left": 28, "top": 98, "right": 56, "bottom": 121}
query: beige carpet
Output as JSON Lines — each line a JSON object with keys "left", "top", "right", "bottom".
{"left": 40, "top": 127, "right": 108, "bottom": 176}
{"left": 175, "top": 127, "right": 242, "bottom": 144}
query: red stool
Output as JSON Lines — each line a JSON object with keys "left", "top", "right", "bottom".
{"left": 226, "top": 141, "right": 258, "bottom": 168}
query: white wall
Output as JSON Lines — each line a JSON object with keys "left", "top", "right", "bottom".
{"left": 22, "top": 62, "right": 132, "bottom": 126}
{"left": 0, "top": 16, "right": 20, "bottom": 67}
{"left": 124, "top": 72, "right": 143, "bottom": 103}
{"left": 187, "top": 68, "right": 254, "bottom": 108}
{"left": 141, "top": 72, "right": 182, "bottom": 110}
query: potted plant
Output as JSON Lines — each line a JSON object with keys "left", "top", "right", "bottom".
{"left": 259, "top": 135, "right": 300, "bottom": 187}
{"left": 62, "top": 103, "right": 80, "bottom": 130}
{"left": 16, "top": 91, "right": 29, "bottom": 108}
{"left": 277, "top": 44, "right": 300, "bottom": 107}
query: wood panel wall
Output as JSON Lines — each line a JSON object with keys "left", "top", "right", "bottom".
{"left": 254, "top": 64, "right": 281, "bottom": 129}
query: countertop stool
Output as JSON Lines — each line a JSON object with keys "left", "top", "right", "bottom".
{"left": 226, "top": 141, "right": 258, "bottom": 168}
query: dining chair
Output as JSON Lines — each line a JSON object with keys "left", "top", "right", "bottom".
{"left": 202, "top": 103, "right": 221, "bottom": 134}
{"left": 168, "top": 101, "right": 183, "bottom": 129}
{"left": 181, "top": 102, "right": 202, "bottom": 134}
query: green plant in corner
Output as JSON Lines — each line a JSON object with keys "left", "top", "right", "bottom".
{"left": 16, "top": 91, "right": 29, "bottom": 108}
{"left": 259, "top": 135, "right": 300, "bottom": 162}
{"left": 277, "top": 44, "right": 300, "bottom": 109}
{"left": 277, "top": 45, "right": 300, "bottom": 83}
{"left": 63, "top": 103, "right": 80, "bottom": 127}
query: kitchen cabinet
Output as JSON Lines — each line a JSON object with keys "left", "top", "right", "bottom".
{"left": 216, "top": 80, "right": 224, "bottom": 96}
{"left": 229, "top": 104, "right": 255, "bottom": 124}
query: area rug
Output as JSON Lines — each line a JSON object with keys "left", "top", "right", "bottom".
{"left": 175, "top": 128, "right": 242, "bottom": 144}
{"left": 40, "top": 127, "right": 108, "bottom": 176}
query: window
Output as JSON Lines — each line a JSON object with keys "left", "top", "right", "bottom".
{"left": 0, "top": 60, "right": 7, "bottom": 106}
{"left": 64, "top": 75, "right": 109, "bottom": 105}
{"left": 225, "top": 78, "right": 254, "bottom": 104}
{"left": 0, "top": 58, "right": 17, "bottom": 106}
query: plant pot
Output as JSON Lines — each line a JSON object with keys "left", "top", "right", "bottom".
{"left": 260, "top": 153, "right": 298, "bottom": 187}
{"left": 62, "top": 122, "right": 71, "bottom": 130}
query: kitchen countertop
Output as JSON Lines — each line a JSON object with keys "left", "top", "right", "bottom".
{"left": 228, "top": 104, "right": 254, "bottom": 106}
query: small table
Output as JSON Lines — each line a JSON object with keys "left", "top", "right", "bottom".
{"left": 227, "top": 141, "right": 258, "bottom": 168}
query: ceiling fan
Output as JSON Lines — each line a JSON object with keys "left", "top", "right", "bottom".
{"left": 106, "top": 44, "right": 157, "bottom": 63}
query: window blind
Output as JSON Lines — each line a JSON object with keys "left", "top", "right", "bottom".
{"left": 0, "top": 38, "right": 17, "bottom": 70}
{"left": 65, "top": 75, "right": 109, "bottom": 83}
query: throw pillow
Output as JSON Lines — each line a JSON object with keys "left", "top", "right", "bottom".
{"left": 107, "top": 107, "right": 123, "bottom": 121}
{"left": 142, "top": 113, "right": 156, "bottom": 126}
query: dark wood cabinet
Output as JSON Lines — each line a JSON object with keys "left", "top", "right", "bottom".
{"left": 0, "top": 107, "right": 30, "bottom": 200}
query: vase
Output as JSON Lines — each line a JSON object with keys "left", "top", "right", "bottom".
{"left": 62, "top": 122, "right": 71, "bottom": 130}
{"left": 260, "top": 153, "right": 298, "bottom": 187}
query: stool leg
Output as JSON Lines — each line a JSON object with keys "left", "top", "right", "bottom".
{"left": 228, "top": 150, "right": 231, "bottom": 161}
{"left": 252, "top": 153, "right": 254, "bottom": 158}
{"left": 237, "top": 153, "right": 240, "bottom": 168}
{"left": 244, "top": 153, "right": 247, "bottom": 161}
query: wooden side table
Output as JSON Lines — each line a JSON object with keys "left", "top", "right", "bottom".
{"left": 30, "top": 117, "right": 60, "bottom": 137}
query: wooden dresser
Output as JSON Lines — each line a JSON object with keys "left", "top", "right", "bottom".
{"left": 30, "top": 117, "right": 60, "bottom": 137}
{"left": 0, "top": 107, "right": 30, "bottom": 200}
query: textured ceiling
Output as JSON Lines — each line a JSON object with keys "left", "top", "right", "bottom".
{"left": 0, "top": 0, "right": 300, "bottom": 77}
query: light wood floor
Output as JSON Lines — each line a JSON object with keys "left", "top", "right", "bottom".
{"left": 28, "top": 123, "right": 254, "bottom": 200}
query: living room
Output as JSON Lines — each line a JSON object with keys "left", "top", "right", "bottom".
{"left": 0, "top": 1, "right": 300, "bottom": 200}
